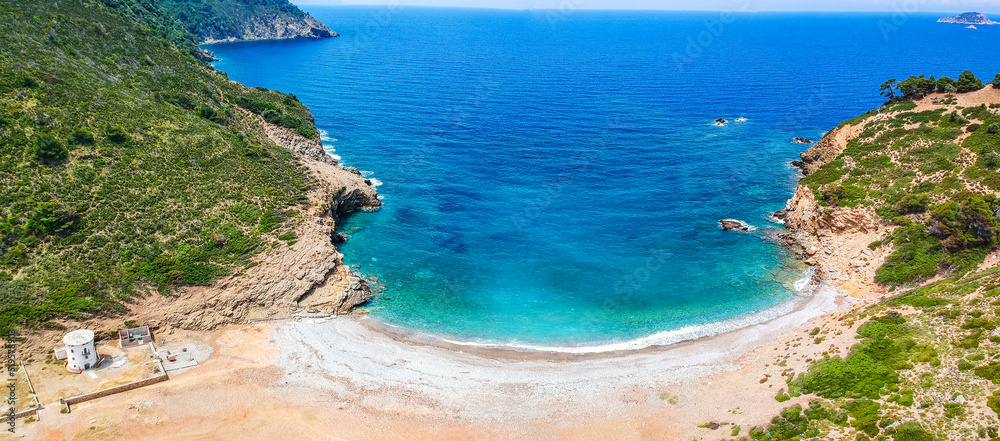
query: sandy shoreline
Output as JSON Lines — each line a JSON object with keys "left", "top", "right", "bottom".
{"left": 269, "top": 279, "right": 854, "bottom": 425}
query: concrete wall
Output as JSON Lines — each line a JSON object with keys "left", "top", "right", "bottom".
{"left": 61, "top": 373, "right": 168, "bottom": 408}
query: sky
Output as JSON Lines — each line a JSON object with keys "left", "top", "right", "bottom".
{"left": 291, "top": 0, "right": 1000, "bottom": 13}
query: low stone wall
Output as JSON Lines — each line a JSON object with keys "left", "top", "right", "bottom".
{"left": 0, "top": 407, "right": 39, "bottom": 423}
{"left": 61, "top": 373, "right": 168, "bottom": 408}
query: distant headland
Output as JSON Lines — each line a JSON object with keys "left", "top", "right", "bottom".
{"left": 937, "top": 12, "right": 998, "bottom": 25}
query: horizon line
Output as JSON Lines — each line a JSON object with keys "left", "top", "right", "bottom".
{"left": 293, "top": 3, "right": 1000, "bottom": 15}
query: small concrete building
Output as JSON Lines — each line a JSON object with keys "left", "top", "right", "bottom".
{"left": 118, "top": 326, "right": 152, "bottom": 349}
{"left": 63, "top": 329, "right": 98, "bottom": 373}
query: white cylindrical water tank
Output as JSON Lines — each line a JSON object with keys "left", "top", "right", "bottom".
{"left": 63, "top": 329, "right": 97, "bottom": 373}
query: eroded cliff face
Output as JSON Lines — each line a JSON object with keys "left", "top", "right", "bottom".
{"left": 776, "top": 184, "right": 890, "bottom": 298}
{"left": 199, "top": 14, "right": 337, "bottom": 44}
{"left": 777, "top": 117, "right": 891, "bottom": 298}
{"left": 134, "top": 120, "right": 380, "bottom": 330}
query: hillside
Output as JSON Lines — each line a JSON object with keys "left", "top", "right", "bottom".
{"left": 746, "top": 74, "right": 1000, "bottom": 441}
{"left": 0, "top": 0, "right": 377, "bottom": 338}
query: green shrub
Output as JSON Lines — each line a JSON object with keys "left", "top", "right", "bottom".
{"left": 846, "top": 400, "right": 881, "bottom": 437}
{"left": 897, "top": 193, "right": 929, "bottom": 213}
{"left": 990, "top": 124, "right": 999, "bottom": 135}
{"left": 67, "top": 128, "right": 95, "bottom": 145}
{"left": 105, "top": 126, "right": 128, "bottom": 143}
{"left": 196, "top": 105, "right": 217, "bottom": 121}
{"left": 32, "top": 133, "right": 67, "bottom": 162}
{"left": 876, "top": 223, "right": 945, "bottom": 285}
{"left": 892, "top": 422, "right": 933, "bottom": 441}
{"left": 893, "top": 293, "right": 948, "bottom": 308}
{"left": 988, "top": 390, "right": 1000, "bottom": 416}
{"left": 795, "top": 315, "right": 914, "bottom": 399}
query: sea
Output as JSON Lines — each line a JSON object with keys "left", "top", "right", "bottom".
{"left": 209, "top": 7, "right": 1000, "bottom": 350}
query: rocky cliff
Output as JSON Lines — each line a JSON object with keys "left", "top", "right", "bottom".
{"left": 198, "top": 13, "right": 337, "bottom": 44}
{"left": 156, "top": 0, "right": 338, "bottom": 46}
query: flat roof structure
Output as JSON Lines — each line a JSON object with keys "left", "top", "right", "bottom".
{"left": 63, "top": 329, "right": 95, "bottom": 346}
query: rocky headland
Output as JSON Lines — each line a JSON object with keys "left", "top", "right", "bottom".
{"left": 141, "top": 116, "right": 381, "bottom": 331}
{"left": 197, "top": 13, "right": 337, "bottom": 44}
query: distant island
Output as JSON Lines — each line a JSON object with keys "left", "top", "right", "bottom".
{"left": 937, "top": 12, "right": 998, "bottom": 25}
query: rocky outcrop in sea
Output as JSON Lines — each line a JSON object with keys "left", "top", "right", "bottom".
{"left": 937, "top": 12, "right": 998, "bottom": 25}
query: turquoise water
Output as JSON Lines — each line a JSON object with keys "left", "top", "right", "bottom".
{"left": 210, "top": 8, "right": 1000, "bottom": 349}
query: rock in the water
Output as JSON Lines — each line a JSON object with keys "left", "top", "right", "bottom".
{"left": 329, "top": 231, "right": 347, "bottom": 244}
{"left": 793, "top": 137, "right": 814, "bottom": 144}
{"left": 735, "top": 117, "right": 748, "bottom": 122}
{"left": 719, "top": 219, "right": 756, "bottom": 232}
{"left": 937, "top": 12, "right": 998, "bottom": 25}
{"left": 713, "top": 118, "right": 728, "bottom": 126}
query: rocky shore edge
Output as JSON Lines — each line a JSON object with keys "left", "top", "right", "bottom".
{"left": 773, "top": 118, "right": 890, "bottom": 300}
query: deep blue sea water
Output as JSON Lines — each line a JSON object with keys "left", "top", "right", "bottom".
{"left": 209, "top": 8, "right": 1000, "bottom": 349}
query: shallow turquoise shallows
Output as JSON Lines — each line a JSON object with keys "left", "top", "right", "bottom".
{"left": 210, "top": 8, "right": 1000, "bottom": 349}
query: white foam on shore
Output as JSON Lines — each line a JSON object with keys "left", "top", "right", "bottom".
{"left": 319, "top": 129, "right": 337, "bottom": 143}
{"left": 425, "top": 268, "right": 825, "bottom": 354}
{"left": 368, "top": 178, "right": 383, "bottom": 188}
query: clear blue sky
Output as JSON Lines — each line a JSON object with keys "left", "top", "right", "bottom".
{"left": 292, "top": 0, "right": 998, "bottom": 13}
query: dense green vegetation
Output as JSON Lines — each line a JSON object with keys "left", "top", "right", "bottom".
{"left": 794, "top": 313, "right": 928, "bottom": 400}
{"left": 0, "top": 0, "right": 323, "bottom": 333}
{"left": 95, "top": 0, "right": 202, "bottom": 57}
{"left": 880, "top": 71, "right": 988, "bottom": 101}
